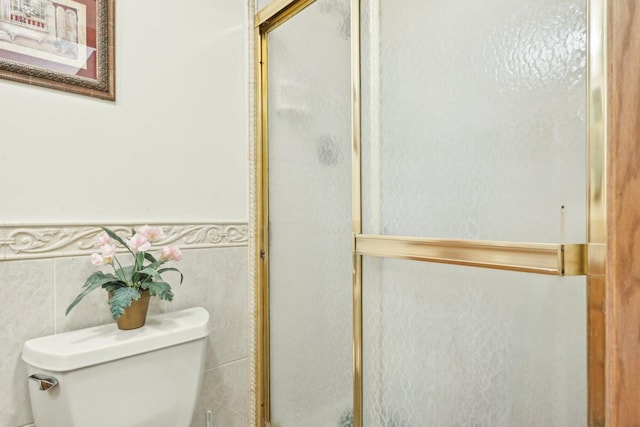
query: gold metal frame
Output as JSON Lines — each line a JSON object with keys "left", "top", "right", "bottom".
{"left": 254, "top": 0, "right": 606, "bottom": 425}
{"left": 356, "top": 235, "right": 586, "bottom": 276}
{"left": 254, "top": 1, "right": 318, "bottom": 424}
{"left": 351, "top": 1, "right": 363, "bottom": 425}
{"left": 587, "top": 0, "right": 607, "bottom": 424}
{"left": 254, "top": 15, "right": 268, "bottom": 423}
{"left": 257, "top": 0, "right": 317, "bottom": 32}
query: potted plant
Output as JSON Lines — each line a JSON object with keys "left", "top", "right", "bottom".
{"left": 65, "top": 225, "right": 184, "bottom": 330}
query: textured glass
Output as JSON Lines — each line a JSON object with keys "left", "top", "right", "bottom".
{"left": 361, "top": 0, "right": 587, "bottom": 242}
{"left": 363, "top": 257, "right": 587, "bottom": 426}
{"left": 361, "top": 1, "right": 588, "bottom": 422}
{"left": 267, "top": 1, "right": 352, "bottom": 426}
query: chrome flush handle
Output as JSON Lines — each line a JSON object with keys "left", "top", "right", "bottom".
{"left": 28, "top": 374, "right": 59, "bottom": 391}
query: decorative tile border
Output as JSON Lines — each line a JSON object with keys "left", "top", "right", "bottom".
{"left": 0, "top": 222, "right": 248, "bottom": 261}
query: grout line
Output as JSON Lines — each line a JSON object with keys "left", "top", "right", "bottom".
{"left": 205, "top": 356, "right": 249, "bottom": 371}
{"left": 52, "top": 259, "right": 57, "bottom": 333}
{"left": 1, "top": 243, "right": 249, "bottom": 263}
{"left": 0, "top": 225, "right": 6, "bottom": 261}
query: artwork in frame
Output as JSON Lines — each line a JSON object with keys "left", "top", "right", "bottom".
{"left": 0, "top": 0, "right": 114, "bottom": 100}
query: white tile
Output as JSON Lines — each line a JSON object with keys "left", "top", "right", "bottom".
{"left": 191, "top": 359, "right": 249, "bottom": 427}
{"left": 0, "top": 259, "right": 54, "bottom": 427}
{"left": 168, "top": 247, "right": 248, "bottom": 369}
{"left": 54, "top": 257, "right": 117, "bottom": 332}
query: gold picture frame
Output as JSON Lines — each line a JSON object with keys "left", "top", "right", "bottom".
{"left": 0, "top": 0, "right": 114, "bottom": 100}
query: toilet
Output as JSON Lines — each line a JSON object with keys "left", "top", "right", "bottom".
{"left": 22, "top": 307, "right": 209, "bottom": 427}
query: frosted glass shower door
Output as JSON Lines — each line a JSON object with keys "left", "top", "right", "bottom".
{"left": 360, "top": 0, "right": 588, "bottom": 425}
{"left": 361, "top": 0, "right": 587, "bottom": 241}
{"left": 265, "top": 1, "right": 352, "bottom": 426}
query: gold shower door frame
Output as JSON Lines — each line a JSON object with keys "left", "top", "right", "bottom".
{"left": 253, "top": 0, "right": 607, "bottom": 425}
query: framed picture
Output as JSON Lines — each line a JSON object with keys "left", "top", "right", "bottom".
{"left": 0, "top": 0, "right": 114, "bottom": 100}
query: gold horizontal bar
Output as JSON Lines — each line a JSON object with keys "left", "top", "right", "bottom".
{"left": 355, "top": 234, "right": 587, "bottom": 276}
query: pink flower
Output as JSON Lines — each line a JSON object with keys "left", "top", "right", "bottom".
{"left": 101, "top": 244, "right": 117, "bottom": 263}
{"left": 136, "top": 225, "right": 165, "bottom": 242}
{"left": 92, "top": 244, "right": 116, "bottom": 265}
{"left": 127, "top": 233, "right": 151, "bottom": 253}
{"left": 91, "top": 253, "right": 105, "bottom": 266}
{"left": 94, "top": 232, "right": 111, "bottom": 248}
{"left": 160, "top": 246, "right": 184, "bottom": 262}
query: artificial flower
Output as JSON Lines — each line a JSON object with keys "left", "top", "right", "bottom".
{"left": 160, "top": 245, "right": 184, "bottom": 262}
{"left": 137, "top": 225, "right": 165, "bottom": 241}
{"left": 67, "top": 226, "right": 184, "bottom": 320}
{"left": 127, "top": 233, "right": 151, "bottom": 253}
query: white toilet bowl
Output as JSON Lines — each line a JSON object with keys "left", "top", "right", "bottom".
{"left": 22, "top": 307, "right": 209, "bottom": 427}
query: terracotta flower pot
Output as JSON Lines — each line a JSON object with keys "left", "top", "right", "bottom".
{"left": 111, "top": 290, "right": 151, "bottom": 330}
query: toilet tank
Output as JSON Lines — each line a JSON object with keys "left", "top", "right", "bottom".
{"left": 22, "top": 307, "right": 209, "bottom": 427}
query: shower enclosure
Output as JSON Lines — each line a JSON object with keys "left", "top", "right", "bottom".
{"left": 253, "top": 0, "right": 604, "bottom": 425}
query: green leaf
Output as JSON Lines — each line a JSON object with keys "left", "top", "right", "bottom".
{"left": 157, "top": 267, "right": 184, "bottom": 285}
{"left": 137, "top": 267, "right": 161, "bottom": 279}
{"left": 115, "top": 265, "right": 135, "bottom": 284}
{"left": 132, "top": 267, "right": 161, "bottom": 285}
{"left": 67, "top": 274, "right": 122, "bottom": 315}
{"left": 144, "top": 252, "right": 158, "bottom": 264}
{"left": 142, "top": 281, "right": 174, "bottom": 301}
{"left": 135, "top": 251, "right": 145, "bottom": 270}
{"left": 83, "top": 271, "right": 119, "bottom": 288}
{"left": 108, "top": 287, "right": 141, "bottom": 320}
{"left": 113, "top": 268, "right": 127, "bottom": 283}
{"left": 102, "top": 283, "right": 123, "bottom": 293}
{"left": 101, "top": 226, "right": 134, "bottom": 255}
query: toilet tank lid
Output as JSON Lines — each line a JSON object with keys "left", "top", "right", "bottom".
{"left": 22, "top": 307, "right": 209, "bottom": 372}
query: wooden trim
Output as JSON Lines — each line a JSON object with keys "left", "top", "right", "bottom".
{"left": 588, "top": 276, "right": 606, "bottom": 426}
{"left": 606, "top": 0, "right": 640, "bottom": 424}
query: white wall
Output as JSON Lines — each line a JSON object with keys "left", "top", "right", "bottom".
{"left": 0, "top": 0, "right": 247, "bottom": 223}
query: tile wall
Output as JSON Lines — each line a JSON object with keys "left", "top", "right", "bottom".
{"left": 0, "top": 223, "right": 249, "bottom": 427}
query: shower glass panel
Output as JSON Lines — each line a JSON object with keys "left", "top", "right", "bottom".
{"left": 359, "top": 0, "right": 589, "bottom": 424}
{"left": 363, "top": 257, "right": 587, "bottom": 426}
{"left": 266, "top": 1, "right": 352, "bottom": 425}
{"left": 361, "top": 0, "right": 587, "bottom": 242}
